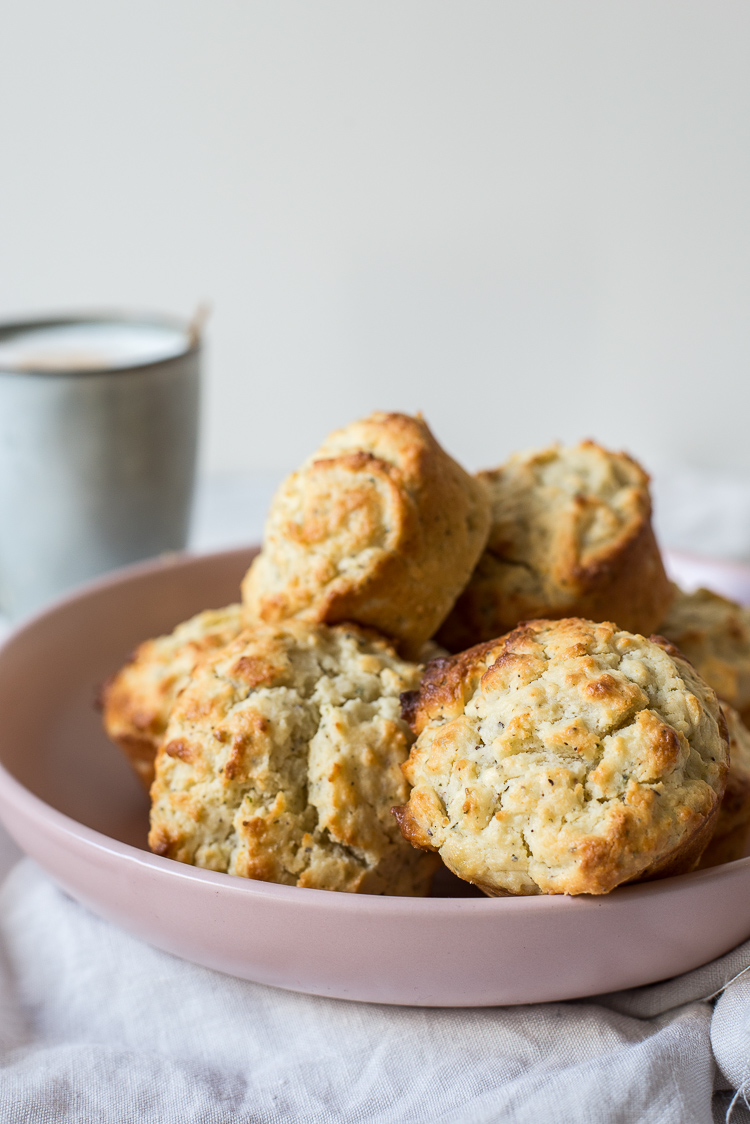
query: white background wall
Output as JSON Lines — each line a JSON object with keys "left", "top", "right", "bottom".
{"left": 1, "top": 1, "right": 749, "bottom": 483}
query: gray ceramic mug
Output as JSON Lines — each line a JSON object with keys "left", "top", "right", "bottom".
{"left": 0, "top": 312, "right": 201, "bottom": 620}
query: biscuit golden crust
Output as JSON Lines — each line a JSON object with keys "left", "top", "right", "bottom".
{"left": 149, "top": 620, "right": 437, "bottom": 895}
{"left": 698, "top": 704, "right": 750, "bottom": 868}
{"left": 659, "top": 586, "right": 750, "bottom": 725}
{"left": 101, "top": 605, "right": 245, "bottom": 789}
{"left": 241, "top": 412, "right": 491, "bottom": 656}
{"left": 394, "top": 618, "right": 727, "bottom": 896}
{"left": 436, "top": 442, "right": 672, "bottom": 651}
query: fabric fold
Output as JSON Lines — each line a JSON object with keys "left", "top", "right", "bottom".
{"left": 1, "top": 860, "right": 749, "bottom": 1123}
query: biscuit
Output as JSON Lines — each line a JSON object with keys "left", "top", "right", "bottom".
{"left": 149, "top": 620, "right": 437, "bottom": 895}
{"left": 101, "top": 605, "right": 245, "bottom": 789}
{"left": 394, "top": 618, "right": 727, "bottom": 896}
{"left": 698, "top": 704, "right": 750, "bottom": 868}
{"left": 436, "top": 441, "right": 672, "bottom": 652}
{"left": 659, "top": 585, "right": 750, "bottom": 725}
{"left": 241, "top": 412, "right": 491, "bottom": 657}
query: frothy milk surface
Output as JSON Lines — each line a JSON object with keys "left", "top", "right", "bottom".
{"left": 0, "top": 322, "right": 188, "bottom": 372}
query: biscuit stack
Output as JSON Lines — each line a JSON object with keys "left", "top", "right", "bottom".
{"left": 102, "top": 413, "right": 749, "bottom": 896}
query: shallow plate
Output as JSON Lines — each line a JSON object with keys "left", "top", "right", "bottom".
{"left": 0, "top": 547, "right": 749, "bottom": 1007}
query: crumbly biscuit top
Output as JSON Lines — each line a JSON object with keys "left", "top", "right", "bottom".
{"left": 102, "top": 604, "right": 245, "bottom": 746}
{"left": 659, "top": 586, "right": 750, "bottom": 717}
{"left": 479, "top": 441, "right": 651, "bottom": 602}
{"left": 149, "top": 620, "right": 434, "bottom": 895}
{"left": 396, "top": 618, "right": 727, "bottom": 895}
{"left": 241, "top": 412, "right": 490, "bottom": 653}
{"left": 436, "top": 440, "right": 670, "bottom": 650}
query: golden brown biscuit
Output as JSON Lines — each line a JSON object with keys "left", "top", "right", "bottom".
{"left": 101, "top": 605, "right": 245, "bottom": 790}
{"left": 149, "top": 620, "right": 437, "bottom": 895}
{"left": 698, "top": 704, "right": 750, "bottom": 868}
{"left": 659, "top": 585, "right": 750, "bottom": 726}
{"left": 241, "top": 412, "right": 491, "bottom": 657}
{"left": 394, "top": 618, "right": 727, "bottom": 896}
{"left": 436, "top": 441, "right": 672, "bottom": 652}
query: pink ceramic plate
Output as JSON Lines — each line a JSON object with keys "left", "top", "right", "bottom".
{"left": 0, "top": 547, "right": 748, "bottom": 1007}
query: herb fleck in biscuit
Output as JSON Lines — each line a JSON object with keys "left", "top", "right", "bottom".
{"left": 394, "top": 618, "right": 727, "bottom": 896}
{"left": 101, "top": 605, "right": 245, "bottom": 789}
{"left": 659, "top": 586, "right": 750, "bottom": 726}
{"left": 241, "top": 412, "right": 491, "bottom": 657}
{"left": 437, "top": 441, "right": 672, "bottom": 652}
{"left": 149, "top": 620, "right": 437, "bottom": 895}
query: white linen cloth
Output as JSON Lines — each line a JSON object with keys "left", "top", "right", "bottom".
{"left": 0, "top": 860, "right": 748, "bottom": 1124}
{"left": 4, "top": 466, "right": 750, "bottom": 1124}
